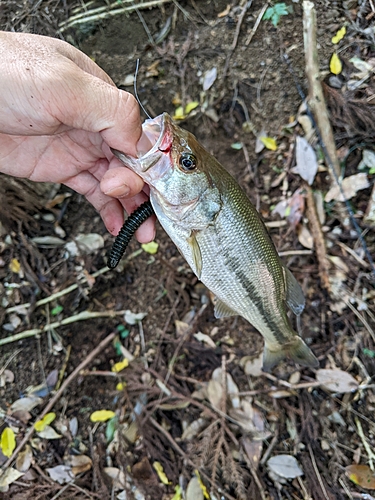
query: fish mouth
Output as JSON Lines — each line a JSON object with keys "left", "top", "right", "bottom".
{"left": 111, "top": 113, "right": 173, "bottom": 176}
{"left": 135, "top": 113, "right": 173, "bottom": 171}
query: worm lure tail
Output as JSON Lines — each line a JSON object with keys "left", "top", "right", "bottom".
{"left": 107, "top": 201, "right": 154, "bottom": 269}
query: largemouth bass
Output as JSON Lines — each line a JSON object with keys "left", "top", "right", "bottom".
{"left": 112, "top": 113, "right": 318, "bottom": 370}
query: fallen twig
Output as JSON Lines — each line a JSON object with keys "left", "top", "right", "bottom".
{"left": 58, "top": 0, "right": 173, "bottom": 32}
{"left": 223, "top": 0, "right": 253, "bottom": 79}
{"left": 149, "top": 417, "right": 238, "bottom": 500}
{"left": 304, "top": 182, "right": 331, "bottom": 293}
{"left": 308, "top": 443, "right": 331, "bottom": 500}
{"left": 5, "top": 267, "right": 109, "bottom": 314}
{"left": 6, "top": 249, "right": 142, "bottom": 315}
{"left": 245, "top": 3, "right": 268, "bottom": 46}
{"left": 355, "top": 416, "right": 375, "bottom": 470}
{"left": 0, "top": 310, "right": 127, "bottom": 346}
{"left": 303, "top": 1, "right": 341, "bottom": 180}
{"left": 0, "top": 332, "right": 116, "bottom": 474}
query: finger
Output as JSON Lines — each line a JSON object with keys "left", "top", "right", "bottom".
{"left": 63, "top": 170, "right": 125, "bottom": 235}
{"left": 65, "top": 170, "right": 156, "bottom": 242}
{"left": 100, "top": 164, "right": 144, "bottom": 200}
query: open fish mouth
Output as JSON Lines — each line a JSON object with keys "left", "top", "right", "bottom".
{"left": 136, "top": 113, "right": 173, "bottom": 169}
{"left": 111, "top": 113, "right": 172, "bottom": 174}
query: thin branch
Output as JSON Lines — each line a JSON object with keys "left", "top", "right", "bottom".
{"left": 0, "top": 310, "right": 127, "bottom": 346}
{"left": 303, "top": 1, "right": 341, "bottom": 180}
{"left": 58, "top": 0, "right": 172, "bottom": 32}
{"left": 305, "top": 182, "right": 331, "bottom": 293}
{"left": 149, "top": 417, "right": 238, "bottom": 500}
{"left": 0, "top": 332, "right": 116, "bottom": 473}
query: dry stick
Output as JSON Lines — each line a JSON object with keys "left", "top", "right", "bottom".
{"left": 241, "top": 447, "right": 267, "bottom": 500}
{"left": 222, "top": 0, "right": 253, "bottom": 79}
{"left": 304, "top": 182, "right": 331, "bottom": 293}
{"left": 307, "top": 443, "right": 330, "bottom": 500}
{"left": 58, "top": 0, "right": 172, "bottom": 32}
{"left": 303, "top": 1, "right": 341, "bottom": 180}
{"left": 5, "top": 266, "right": 110, "bottom": 314}
{"left": 345, "top": 299, "right": 375, "bottom": 343}
{"left": 245, "top": 2, "right": 268, "bottom": 46}
{"left": 355, "top": 417, "right": 375, "bottom": 470}
{"left": 0, "top": 310, "right": 127, "bottom": 346}
{"left": 302, "top": 1, "right": 375, "bottom": 276}
{"left": 0, "top": 332, "right": 116, "bottom": 474}
{"left": 149, "top": 417, "right": 238, "bottom": 500}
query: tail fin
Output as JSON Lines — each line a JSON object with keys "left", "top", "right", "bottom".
{"left": 263, "top": 337, "right": 319, "bottom": 372}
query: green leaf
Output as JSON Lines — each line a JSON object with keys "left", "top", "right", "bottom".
{"left": 263, "top": 7, "right": 274, "bottom": 20}
{"left": 51, "top": 305, "right": 63, "bottom": 316}
{"left": 263, "top": 3, "right": 291, "bottom": 27}
{"left": 105, "top": 416, "right": 118, "bottom": 443}
{"left": 113, "top": 339, "right": 123, "bottom": 356}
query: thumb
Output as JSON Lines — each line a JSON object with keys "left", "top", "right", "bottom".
{"left": 51, "top": 59, "right": 142, "bottom": 156}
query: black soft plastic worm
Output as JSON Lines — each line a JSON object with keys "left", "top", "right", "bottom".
{"left": 107, "top": 201, "right": 154, "bottom": 269}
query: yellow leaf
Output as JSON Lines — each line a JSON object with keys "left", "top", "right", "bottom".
{"left": 111, "top": 358, "right": 129, "bottom": 373}
{"left": 116, "top": 382, "right": 126, "bottom": 390}
{"left": 34, "top": 413, "right": 56, "bottom": 432}
{"left": 90, "top": 410, "right": 116, "bottom": 422}
{"left": 332, "top": 26, "right": 346, "bottom": 44}
{"left": 185, "top": 101, "right": 199, "bottom": 114}
{"left": 346, "top": 464, "right": 375, "bottom": 489}
{"left": 9, "top": 258, "right": 21, "bottom": 274}
{"left": 195, "top": 470, "right": 210, "bottom": 499}
{"left": 153, "top": 461, "right": 171, "bottom": 485}
{"left": 260, "top": 136, "right": 277, "bottom": 151}
{"left": 330, "top": 52, "right": 342, "bottom": 75}
{"left": 141, "top": 241, "right": 159, "bottom": 254}
{"left": 173, "top": 106, "right": 186, "bottom": 120}
{"left": 1, "top": 428, "right": 16, "bottom": 458}
{"left": 171, "top": 485, "right": 183, "bottom": 500}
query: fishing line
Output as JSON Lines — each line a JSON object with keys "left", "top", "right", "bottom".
{"left": 283, "top": 53, "right": 375, "bottom": 278}
{"left": 134, "top": 59, "right": 152, "bottom": 119}
{"left": 107, "top": 201, "right": 154, "bottom": 269}
{"left": 107, "top": 60, "right": 156, "bottom": 269}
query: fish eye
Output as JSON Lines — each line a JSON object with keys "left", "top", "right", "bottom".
{"left": 179, "top": 153, "right": 197, "bottom": 171}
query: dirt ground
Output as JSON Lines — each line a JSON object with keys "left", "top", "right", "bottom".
{"left": 1, "top": 1, "right": 375, "bottom": 499}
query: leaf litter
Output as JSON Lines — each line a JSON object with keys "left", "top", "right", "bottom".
{"left": 1, "top": 2, "right": 375, "bottom": 500}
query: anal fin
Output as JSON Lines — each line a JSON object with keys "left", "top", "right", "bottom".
{"left": 214, "top": 299, "right": 238, "bottom": 319}
{"left": 283, "top": 266, "right": 305, "bottom": 316}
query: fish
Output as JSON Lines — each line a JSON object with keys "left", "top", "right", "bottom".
{"left": 112, "top": 113, "right": 319, "bottom": 370}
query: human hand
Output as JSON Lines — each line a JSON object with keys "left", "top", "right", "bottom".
{"left": 0, "top": 31, "right": 155, "bottom": 242}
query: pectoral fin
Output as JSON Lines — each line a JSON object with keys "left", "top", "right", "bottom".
{"left": 262, "top": 337, "right": 319, "bottom": 372}
{"left": 283, "top": 266, "right": 305, "bottom": 316}
{"left": 188, "top": 232, "right": 203, "bottom": 279}
{"left": 214, "top": 299, "right": 238, "bottom": 319}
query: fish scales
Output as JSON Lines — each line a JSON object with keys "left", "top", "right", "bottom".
{"left": 112, "top": 113, "right": 319, "bottom": 370}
